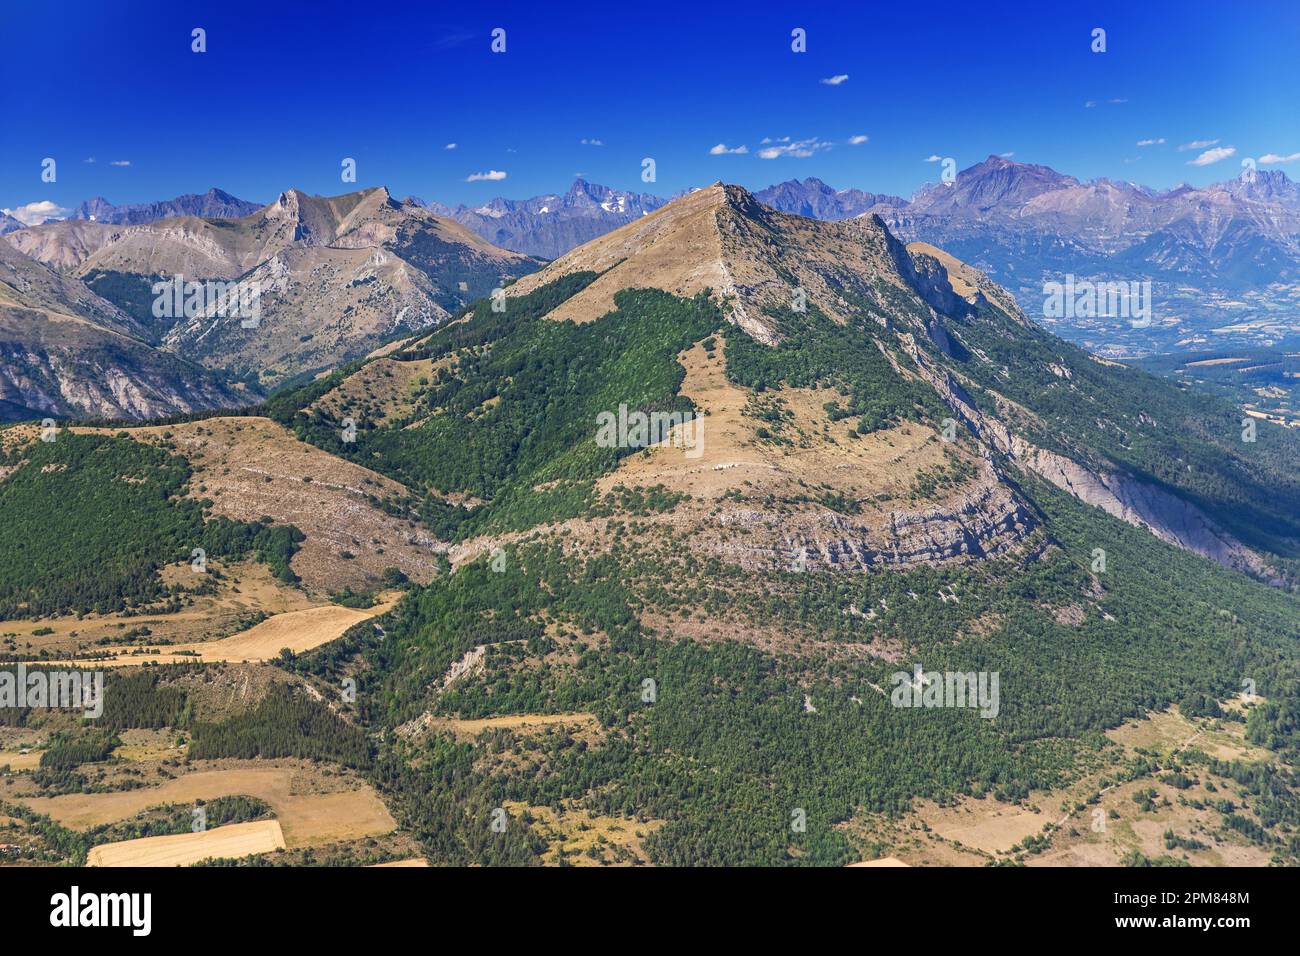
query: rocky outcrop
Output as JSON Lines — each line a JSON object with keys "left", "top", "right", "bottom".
{"left": 894, "top": 311, "right": 1277, "bottom": 580}
{"left": 708, "top": 475, "right": 1036, "bottom": 572}
{"left": 999, "top": 431, "right": 1272, "bottom": 578}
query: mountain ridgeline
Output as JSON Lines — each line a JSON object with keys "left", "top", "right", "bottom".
{"left": 248, "top": 182, "right": 1300, "bottom": 864}
{"left": 5, "top": 182, "right": 1300, "bottom": 866}
{"left": 1, "top": 186, "right": 543, "bottom": 416}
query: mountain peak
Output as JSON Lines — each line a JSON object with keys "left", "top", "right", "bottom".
{"left": 754, "top": 178, "right": 903, "bottom": 221}
{"left": 500, "top": 178, "right": 919, "bottom": 345}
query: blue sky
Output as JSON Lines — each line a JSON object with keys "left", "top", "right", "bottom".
{"left": 3, "top": 0, "right": 1297, "bottom": 220}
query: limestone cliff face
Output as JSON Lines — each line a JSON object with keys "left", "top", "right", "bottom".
{"left": 997, "top": 430, "right": 1271, "bottom": 579}
{"left": 896, "top": 303, "right": 1275, "bottom": 581}
{"left": 751, "top": 479, "right": 1036, "bottom": 572}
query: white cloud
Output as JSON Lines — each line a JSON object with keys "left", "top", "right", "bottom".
{"left": 1107, "top": 98, "right": 1128, "bottom": 104}
{"left": 82, "top": 157, "right": 96, "bottom": 164}
{"left": 444, "top": 143, "right": 457, "bottom": 150}
{"left": 999, "top": 151, "right": 1015, "bottom": 158}
{"left": 110, "top": 160, "right": 130, "bottom": 167}
{"left": 1177, "top": 138, "right": 1219, "bottom": 152}
{"left": 757, "top": 137, "right": 833, "bottom": 159}
{"left": 2, "top": 200, "right": 70, "bottom": 225}
{"left": 1083, "top": 100, "right": 1097, "bottom": 108}
{"left": 1136, "top": 138, "right": 1165, "bottom": 146}
{"left": 847, "top": 134, "right": 869, "bottom": 145}
{"left": 1260, "top": 152, "right": 1300, "bottom": 164}
{"left": 820, "top": 74, "right": 849, "bottom": 86}
{"left": 924, "top": 155, "right": 942, "bottom": 162}
{"left": 580, "top": 138, "right": 604, "bottom": 146}
{"left": 466, "top": 170, "right": 507, "bottom": 182}
{"left": 1187, "top": 146, "right": 1236, "bottom": 166}
{"left": 709, "top": 143, "right": 748, "bottom": 155}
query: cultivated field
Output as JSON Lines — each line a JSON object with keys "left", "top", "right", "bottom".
{"left": 368, "top": 858, "right": 429, "bottom": 867}
{"left": 88, "top": 820, "right": 286, "bottom": 867}
{"left": 19, "top": 763, "right": 396, "bottom": 848}
{"left": 0, "top": 558, "right": 315, "bottom": 659}
{"left": 401, "top": 711, "right": 600, "bottom": 742}
{"left": 21, "top": 594, "right": 397, "bottom": 667}
{"left": 0, "top": 750, "right": 42, "bottom": 771}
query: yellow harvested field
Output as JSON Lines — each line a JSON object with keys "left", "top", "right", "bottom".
{"left": 88, "top": 820, "right": 285, "bottom": 867}
{"left": 20, "top": 765, "right": 396, "bottom": 848}
{"left": 163, "top": 598, "right": 397, "bottom": 662}
{"left": 0, "top": 558, "right": 316, "bottom": 657}
{"left": 1185, "top": 356, "right": 1250, "bottom": 367}
{"left": 848, "top": 856, "right": 910, "bottom": 867}
{"left": 0, "top": 750, "right": 42, "bottom": 771}
{"left": 911, "top": 797, "right": 1051, "bottom": 855}
{"left": 429, "top": 712, "right": 598, "bottom": 740}
{"left": 368, "top": 858, "right": 429, "bottom": 868}
{"left": 26, "top": 595, "right": 398, "bottom": 667}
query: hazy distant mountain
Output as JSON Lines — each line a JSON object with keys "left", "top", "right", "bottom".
{"left": 1220, "top": 168, "right": 1300, "bottom": 206}
{"left": 0, "top": 212, "right": 23, "bottom": 235}
{"left": 876, "top": 156, "right": 1300, "bottom": 291}
{"left": 754, "top": 177, "right": 904, "bottom": 220}
{"left": 413, "top": 179, "right": 668, "bottom": 259}
{"left": 834, "top": 156, "right": 1300, "bottom": 356}
{"left": 70, "top": 188, "right": 261, "bottom": 225}
{"left": 7, "top": 187, "right": 541, "bottom": 388}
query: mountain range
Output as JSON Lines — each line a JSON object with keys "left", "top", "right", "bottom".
{"left": 6, "top": 180, "right": 1300, "bottom": 868}
{"left": 69, "top": 187, "right": 262, "bottom": 225}
{"left": 3, "top": 186, "right": 540, "bottom": 403}
{"left": 753, "top": 178, "right": 903, "bottom": 220}
{"left": 418, "top": 159, "right": 1300, "bottom": 357}
{"left": 5, "top": 157, "right": 1300, "bottom": 422}
{"left": 774, "top": 158, "right": 1300, "bottom": 356}
{"left": 413, "top": 178, "right": 668, "bottom": 259}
